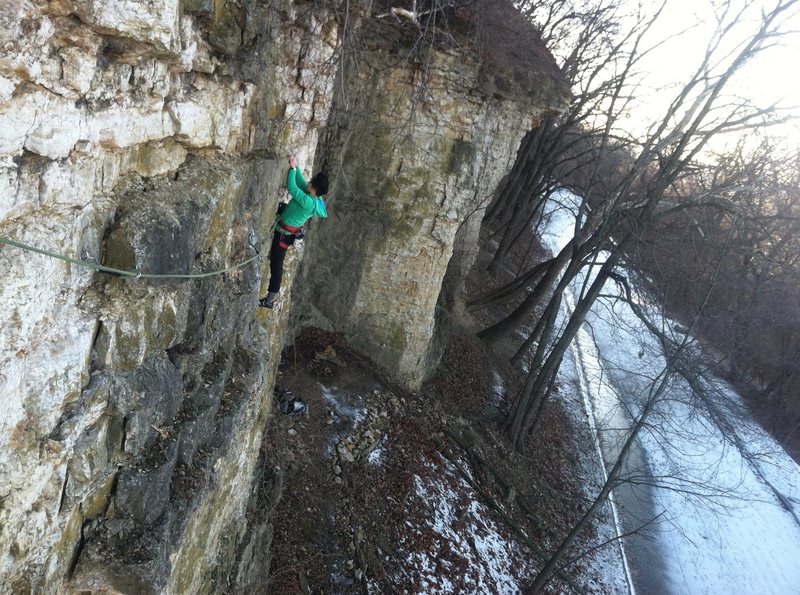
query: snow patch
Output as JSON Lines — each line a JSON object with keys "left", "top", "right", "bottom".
{"left": 320, "top": 384, "right": 369, "bottom": 457}
{"left": 541, "top": 189, "right": 800, "bottom": 595}
{"left": 367, "top": 437, "right": 386, "bottom": 466}
{"left": 409, "top": 472, "right": 524, "bottom": 594}
{"left": 320, "top": 384, "right": 368, "bottom": 427}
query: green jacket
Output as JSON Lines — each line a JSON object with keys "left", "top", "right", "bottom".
{"left": 279, "top": 167, "right": 327, "bottom": 227}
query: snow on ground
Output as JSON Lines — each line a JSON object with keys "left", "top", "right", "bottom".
{"left": 319, "top": 384, "right": 369, "bottom": 456}
{"left": 404, "top": 459, "right": 527, "bottom": 595}
{"left": 542, "top": 190, "right": 800, "bottom": 594}
{"left": 320, "top": 384, "right": 369, "bottom": 427}
{"left": 694, "top": 373, "right": 800, "bottom": 522}
{"left": 366, "top": 436, "right": 386, "bottom": 466}
{"left": 584, "top": 283, "right": 800, "bottom": 594}
{"left": 556, "top": 339, "right": 635, "bottom": 595}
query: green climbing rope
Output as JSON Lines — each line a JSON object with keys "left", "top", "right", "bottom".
{"left": 0, "top": 234, "right": 268, "bottom": 280}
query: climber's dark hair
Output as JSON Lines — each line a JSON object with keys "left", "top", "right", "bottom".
{"left": 310, "top": 172, "right": 329, "bottom": 196}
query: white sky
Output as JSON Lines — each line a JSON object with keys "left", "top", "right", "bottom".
{"left": 619, "top": 0, "right": 800, "bottom": 149}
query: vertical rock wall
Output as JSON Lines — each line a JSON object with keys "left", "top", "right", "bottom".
{"left": 0, "top": 0, "right": 568, "bottom": 590}
{"left": 300, "top": 6, "right": 568, "bottom": 388}
{"left": 0, "top": 0, "right": 337, "bottom": 591}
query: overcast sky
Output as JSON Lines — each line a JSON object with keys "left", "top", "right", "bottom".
{"left": 621, "top": 0, "right": 800, "bottom": 149}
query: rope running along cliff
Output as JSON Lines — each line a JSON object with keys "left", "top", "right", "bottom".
{"left": 0, "top": 229, "right": 274, "bottom": 280}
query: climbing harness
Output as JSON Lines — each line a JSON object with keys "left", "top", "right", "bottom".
{"left": 0, "top": 233, "right": 268, "bottom": 280}
{"left": 275, "top": 221, "right": 304, "bottom": 250}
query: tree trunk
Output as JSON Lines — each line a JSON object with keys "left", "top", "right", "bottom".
{"left": 479, "top": 238, "right": 576, "bottom": 343}
{"left": 528, "top": 374, "right": 667, "bottom": 593}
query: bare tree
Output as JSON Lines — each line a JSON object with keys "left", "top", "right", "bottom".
{"left": 497, "top": 0, "right": 800, "bottom": 450}
{"left": 528, "top": 215, "right": 782, "bottom": 592}
{"left": 482, "top": 0, "right": 654, "bottom": 277}
{"left": 630, "top": 137, "right": 800, "bottom": 444}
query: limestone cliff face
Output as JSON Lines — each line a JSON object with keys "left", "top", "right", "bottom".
{"left": 0, "top": 0, "right": 566, "bottom": 591}
{"left": 0, "top": 1, "right": 336, "bottom": 591}
{"left": 299, "top": 3, "right": 569, "bottom": 388}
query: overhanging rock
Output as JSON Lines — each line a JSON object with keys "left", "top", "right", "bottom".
{"left": 300, "top": 1, "right": 569, "bottom": 389}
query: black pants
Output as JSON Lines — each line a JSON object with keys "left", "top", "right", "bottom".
{"left": 267, "top": 232, "right": 291, "bottom": 293}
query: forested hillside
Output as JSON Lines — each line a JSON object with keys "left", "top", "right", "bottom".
{"left": 628, "top": 146, "right": 800, "bottom": 454}
{"left": 466, "top": 0, "right": 800, "bottom": 586}
{"left": 473, "top": 0, "right": 800, "bottom": 456}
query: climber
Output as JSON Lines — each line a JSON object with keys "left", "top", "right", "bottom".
{"left": 258, "top": 154, "right": 328, "bottom": 309}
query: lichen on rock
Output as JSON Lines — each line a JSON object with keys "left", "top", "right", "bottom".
{"left": 298, "top": 4, "right": 568, "bottom": 389}
{"left": 0, "top": 0, "right": 567, "bottom": 591}
{"left": 0, "top": 0, "right": 337, "bottom": 591}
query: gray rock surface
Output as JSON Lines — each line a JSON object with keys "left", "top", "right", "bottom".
{"left": 299, "top": 6, "right": 568, "bottom": 388}
{"left": 0, "top": 0, "right": 566, "bottom": 591}
{"left": 0, "top": 1, "right": 337, "bottom": 591}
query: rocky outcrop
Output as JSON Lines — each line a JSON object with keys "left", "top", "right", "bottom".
{"left": 299, "top": 2, "right": 569, "bottom": 388}
{"left": 0, "top": 0, "right": 336, "bottom": 591}
{"left": 0, "top": 0, "right": 567, "bottom": 591}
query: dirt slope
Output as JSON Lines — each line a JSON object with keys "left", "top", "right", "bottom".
{"left": 261, "top": 327, "right": 616, "bottom": 593}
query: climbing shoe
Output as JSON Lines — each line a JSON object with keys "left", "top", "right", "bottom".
{"left": 258, "top": 291, "right": 278, "bottom": 309}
